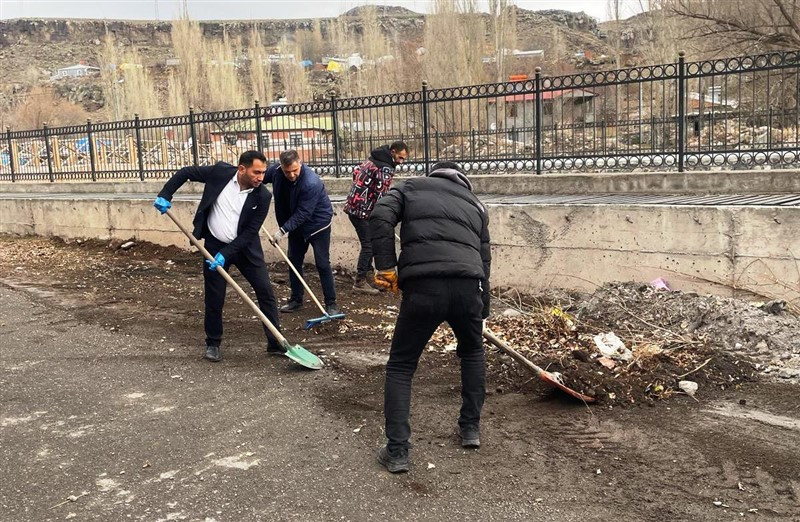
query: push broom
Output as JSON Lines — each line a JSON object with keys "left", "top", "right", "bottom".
{"left": 261, "top": 226, "right": 346, "bottom": 330}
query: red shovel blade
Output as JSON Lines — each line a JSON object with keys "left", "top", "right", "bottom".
{"left": 483, "top": 328, "right": 596, "bottom": 403}
{"left": 539, "top": 371, "right": 596, "bottom": 403}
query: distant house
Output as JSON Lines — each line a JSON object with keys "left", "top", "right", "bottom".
{"left": 209, "top": 114, "right": 334, "bottom": 162}
{"left": 482, "top": 48, "right": 544, "bottom": 64}
{"left": 322, "top": 53, "right": 366, "bottom": 71}
{"left": 488, "top": 87, "right": 598, "bottom": 140}
{"left": 50, "top": 62, "right": 100, "bottom": 81}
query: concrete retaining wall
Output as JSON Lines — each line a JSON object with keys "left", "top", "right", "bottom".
{"left": 2, "top": 169, "right": 799, "bottom": 196}
{"left": 2, "top": 195, "right": 798, "bottom": 305}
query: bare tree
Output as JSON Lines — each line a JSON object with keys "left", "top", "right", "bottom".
{"left": 422, "top": 0, "right": 487, "bottom": 89}
{"left": 247, "top": 25, "right": 274, "bottom": 105}
{"left": 277, "top": 38, "right": 313, "bottom": 102}
{"left": 10, "top": 86, "right": 88, "bottom": 129}
{"left": 204, "top": 33, "right": 247, "bottom": 111}
{"left": 666, "top": 0, "right": 800, "bottom": 52}
{"left": 489, "top": 0, "right": 518, "bottom": 82}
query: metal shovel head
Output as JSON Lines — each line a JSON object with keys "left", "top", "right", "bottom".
{"left": 282, "top": 341, "right": 324, "bottom": 370}
{"left": 304, "top": 312, "right": 346, "bottom": 330}
{"left": 539, "top": 371, "right": 596, "bottom": 403}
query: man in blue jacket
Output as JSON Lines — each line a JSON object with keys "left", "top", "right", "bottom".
{"left": 265, "top": 150, "right": 339, "bottom": 316}
{"left": 152, "top": 150, "right": 282, "bottom": 363}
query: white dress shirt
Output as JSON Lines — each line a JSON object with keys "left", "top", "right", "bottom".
{"left": 207, "top": 174, "right": 254, "bottom": 244}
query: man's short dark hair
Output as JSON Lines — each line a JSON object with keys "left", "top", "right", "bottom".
{"left": 430, "top": 161, "right": 463, "bottom": 173}
{"left": 239, "top": 150, "right": 267, "bottom": 167}
{"left": 390, "top": 141, "right": 409, "bottom": 153}
{"left": 279, "top": 149, "right": 300, "bottom": 167}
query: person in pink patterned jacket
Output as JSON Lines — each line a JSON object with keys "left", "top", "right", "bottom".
{"left": 344, "top": 141, "right": 408, "bottom": 293}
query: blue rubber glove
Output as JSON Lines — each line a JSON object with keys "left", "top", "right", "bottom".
{"left": 153, "top": 196, "right": 171, "bottom": 214}
{"left": 205, "top": 252, "right": 225, "bottom": 271}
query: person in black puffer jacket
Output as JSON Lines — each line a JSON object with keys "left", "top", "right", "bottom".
{"left": 368, "top": 161, "right": 491, "bottom": 473}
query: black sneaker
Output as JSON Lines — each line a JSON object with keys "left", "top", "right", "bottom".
{"left": 325, "top": 303, "right": 342, "bottom": 316}
{"left": 460, "top": 426, "right": 480, "bottom": 448}
{"left": 280, "top": 300, "right": 303, "bottom": 313}
{"left": 205, "top": 345, "right": 221, "bottom": 362}
{"left": 377, "top": 446, "right": 409, "bottom": 473}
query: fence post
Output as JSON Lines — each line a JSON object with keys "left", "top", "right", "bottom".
{"left": 43, "top": 122, "right": 54, "bottom": 182}
{"left": 677, "top": 50, "right": 686, "bottom": 173}
{"left": 6, "top": 127, "right": 15, "bottom": 182}
{"left": 188, "top": 106, "right": 199, "bottom": 166}
{"left": 134, "top": 113, "right": 145, "bottom": 181}
{"left": 421, "top": 80, "right": 431, "bottom": 173}
{"left": 87, "top": 119, "right": 97, "bottom": 182}
{"left": 470, "top": 128, "right": 476, "bottom": 156}
{"left": 254, "top": 100, "right": 263, "bottom": 151}
{"left": 330, "top": 91, "right": 341, "bottom": 178}
{"left": 534, "top": 67, "right": 543, "bottom": 175}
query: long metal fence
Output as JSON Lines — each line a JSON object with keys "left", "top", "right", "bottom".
{"left": 1, "top": 50, "right": 798, "bottom": 182}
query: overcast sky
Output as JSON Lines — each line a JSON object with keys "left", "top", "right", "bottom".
{"left": 0, "top": 0, "right": 644, "bottom": 22}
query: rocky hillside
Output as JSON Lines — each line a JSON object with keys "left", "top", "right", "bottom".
{"left": 0, "top": 7, "right": 613, "bottom": 120}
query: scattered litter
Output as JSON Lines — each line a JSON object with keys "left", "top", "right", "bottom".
{"left": 120, "top": 241, "right": 135, "bottom": 250}
{"left": 597, "top": 357, "right": 617, "bottom": 370}
{"left": 650, "top": 277, "right": 671, "bottom": 291}
{"left": 678, "top": 380, "right": 699, "bottom": 397}
{"left": 427, "top": 462, "right": 436, "bottom": 470}
{"left": 49, "top": 491, "right": 90, "bottom": 510}
{"left": 593, "top": 332, "right": 633, "bottom": 361}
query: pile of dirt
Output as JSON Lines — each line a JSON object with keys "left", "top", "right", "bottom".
{"left": 430, "top": 305, "right": 757, "bottom": 406}
{"left": 430, "top": 281, "right": 799, "bottom": 405}
{"left": 577, "top": 283, "right": 800, "bottom": 381}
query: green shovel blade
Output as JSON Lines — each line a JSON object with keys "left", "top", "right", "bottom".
{"left": 282, "top": 341, "right": 324, "bottom": 370}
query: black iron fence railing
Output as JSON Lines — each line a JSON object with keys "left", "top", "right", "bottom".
{"left": 1, "top": 50, "right": 798, "bottom": 182}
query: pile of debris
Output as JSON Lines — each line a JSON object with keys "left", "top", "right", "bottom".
{"left": 429, "top": 281, "right": 799, "bottom": 405}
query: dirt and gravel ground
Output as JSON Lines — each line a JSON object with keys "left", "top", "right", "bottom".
{"left": 1, "top": 235, "right": 799, "bottom": 521}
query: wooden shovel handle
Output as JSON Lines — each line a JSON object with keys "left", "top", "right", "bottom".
{"left": 261, "top": 226, "right": 327, "bottom": 316}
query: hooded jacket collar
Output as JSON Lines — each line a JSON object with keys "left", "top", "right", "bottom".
{"left": 369, "top": 145, "right": 396, "bottom": 170}
{"left": 427, "top": 167, "right": 473, "bottom": 192}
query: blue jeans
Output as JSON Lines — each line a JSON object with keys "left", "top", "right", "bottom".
{"left": 287, "top": 227, "right": 337, "bottom": 306}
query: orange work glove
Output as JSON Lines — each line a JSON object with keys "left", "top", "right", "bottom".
{"left": 374, "top": 268, "right": 399, "bottom": 293}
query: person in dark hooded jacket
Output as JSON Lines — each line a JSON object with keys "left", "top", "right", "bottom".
{"left": 265, "top": 150, "right": 339, "bottom": 316}
{"left": 368, "top": 161, "right": 491, "bottom": 473}
{"left": 343, "top": 141, "right": 408, "bottom": 294}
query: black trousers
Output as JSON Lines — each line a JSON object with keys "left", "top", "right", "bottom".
{"left": 384, "top": 277, "right": 486, "bottom": 454}
{"left": 287, "top": 227, "right": 337, "bottom": 307}
{"left": 203, "top": 234, "right": 281, "bottom": 349}
{"left": 348, "top": 214, "right": 374, "bottom": 277}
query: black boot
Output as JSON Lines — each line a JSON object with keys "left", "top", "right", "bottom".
{"left": 353, "top": 274, "right": 379, "bottom": 295}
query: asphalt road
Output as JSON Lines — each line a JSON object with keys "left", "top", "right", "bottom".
{"left": 0, "top": 284, "right": 585, "bottom": 522}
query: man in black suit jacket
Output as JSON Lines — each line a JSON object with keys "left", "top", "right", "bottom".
{"left": 153, "top": 150, "right": 282, "bottom": 362}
